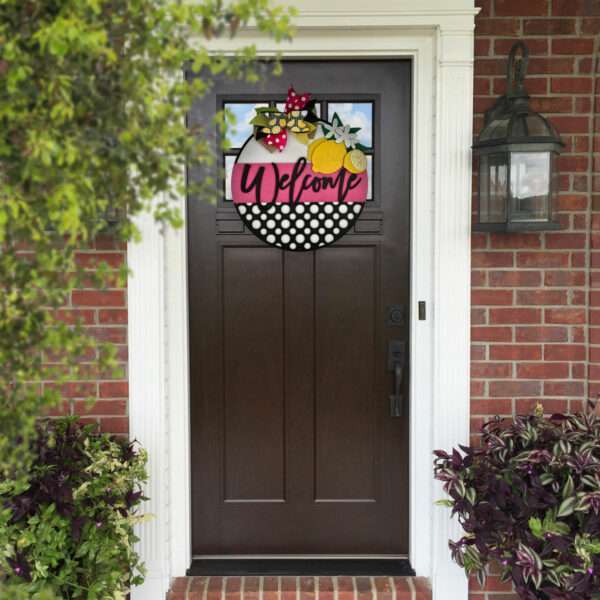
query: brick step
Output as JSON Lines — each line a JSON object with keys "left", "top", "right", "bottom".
{"left": 167, "top": 576, "right": 431, "bottom": 600}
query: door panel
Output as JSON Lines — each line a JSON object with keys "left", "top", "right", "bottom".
{"left": 222, "top": 247, "right": 285, "bottom": 502}
{"left": 188, "top": 60, "right": 411, "bottom": 556}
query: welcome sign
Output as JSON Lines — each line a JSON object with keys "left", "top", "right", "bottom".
{"left": 231, "top": 87, "right": 369, "bottom": 251}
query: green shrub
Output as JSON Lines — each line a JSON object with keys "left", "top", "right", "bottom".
{"left": 0, "top": 417, "right": 148, "bottom": 599}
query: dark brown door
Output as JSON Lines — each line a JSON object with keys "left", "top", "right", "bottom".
{"left": 188, "top": 61, "right": 411, "bottom": 556}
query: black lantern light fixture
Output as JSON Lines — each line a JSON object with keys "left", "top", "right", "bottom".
{"left": 473, "top": 41, "right": 564, "bottom": 232}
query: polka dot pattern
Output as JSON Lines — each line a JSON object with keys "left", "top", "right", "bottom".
{"left": 235, "top": 202, "right": 364, "bottom": 251}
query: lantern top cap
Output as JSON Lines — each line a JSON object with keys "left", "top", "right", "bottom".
{"left": 473, "top": 41, "right": 564, "bottom": 153}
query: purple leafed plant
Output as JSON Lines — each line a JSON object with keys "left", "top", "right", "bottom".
{"left": 434, "top": 408, "right": 600, "bottom": 600}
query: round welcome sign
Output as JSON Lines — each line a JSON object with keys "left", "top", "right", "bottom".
{"left": 231, "top": 87, "right": 368, "bottom": 251}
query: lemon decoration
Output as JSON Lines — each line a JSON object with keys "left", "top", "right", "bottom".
{"left": 310, "top": 140, "right": 347, "bottom": 174}
{"left": 307, "top": 137, "right": 327, "bottom": 162}
{"left": 343, "top": 149, "right": 368, "bottom": 174}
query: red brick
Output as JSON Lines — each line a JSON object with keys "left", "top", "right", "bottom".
{"left": 523, "top": 17, "right": 576, "bottom": 34}
{"left": 189, "top": 578, "right": 209, "bottom": 600}
{"left": 474, "top": 96, "right": 496, "bottom": 114}
{"left": 544, "top": 270, "right": 586, "bottom": 286}
{"left": 581, "top": 17, "right": 600, "bottom": 33}
{"left": 471, "top": 327, "right": 512, "bottom": 342}
{"left": 489, "top": 270, "right": 541, "bottom": 287}
{"left": 490, "top": 345, "right": 542, "bottom": 360}
{"left": 552, "top": 38, "right": 595, "bottom": 54}
{"left": 98, "top": 309, "right": 128, "bottom": 324}
{"left": 475, "top": 18, "right": 521, "bottom": 35}
{"left": 471, "top": 398, "right": 513, "bottom": 414}
{"left": 471, "top": 380, "right": 485, "bottom": 396}
{"left": 558, "top": 194, "right": 588, "bottom": 211}
{"left": 489, "top": 308, "right": 541, "bottom": 324}
{"left": 472, "top": 232, "right": 488, "bottom": 249}
{"left": 544, "top": 380, "right": 585, "bottom": 396}
{"left": 207, "top": 576, "right": 223, "bottom": 600}
{"left": 472, "top": 344, "right": 487, "bottom": 360}
{"left": 471, "top": 362, "right": 513, "bottom": 378}
{"left": 530, "top": 96, "right": 572, "bottom": 113}
{"left": 474, "top": 77, "right": 491, "bottom": 95}
{"left": 517, "top": 252, "right": 569, "bottom": 267}
{"left": 490, "top": 233, "right": 540, "bottom": 249}
{"left": 489, "top": 380, "right": 542, "bottom": 397}
{"left": 475, "top": 59, "right": 508, "bottom": 76}
{"left": 472, "top": 270, "right": 487, "bottom": 287}
{"left": 544, "top": 344, "right": 586, "bottom": 360}
{"left": 517, "top": 362, "right": 569, "bottom": 378}
{"left": 472, "top": 308, "right": 487, "bottom": 325}
{"left": 472, "top": 252, "right": 514, "bottom": 268}
{"left": 528, "top": 57, "right": 575, "bottom": 74}
{"left": 99, "top": 417, "right": 128, "bottom": 434}
{"left": 547, "top": 233, "right": 586, "bottom": 250}
{"left": 472, "top": 290, "right": 513, "bottom": 305}
{"left": 545, "top": 308, "right": 585, "bottom": 324}
{"left": 516, "top": 290, "right": 568, "bottom": 305}
{"left": 516, "top": 326, "right": 568, "bottom": 342}
{"left": 72, "top": 290, "right": 126, "bottom": 307}
{"left": 496, "top": 0, "right": 548, "bottom": 15}
{"left": 475, "top": 38, "right": 491, "bottom": 57}
{"left": 551, "top": 116, "right": 590, "bottom": 134}
{"left": 551, "top": 0, "right": 587, "bottom": 15}
{"left": 99, "top": 381, "right": 128, "bottom": 398}
{"left": 558, "top": 156, "right": 589, "bottom": 173}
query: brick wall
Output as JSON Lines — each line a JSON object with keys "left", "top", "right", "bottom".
{"left": 47, "top": 234, "right": 129, "bottom": 435}
{"left": 470, "top": 0, "right": 599, "bottom": 598}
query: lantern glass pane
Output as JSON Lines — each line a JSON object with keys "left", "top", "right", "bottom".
{"left": 510, "top": 152, "right": 551, "bottom": 222}
{"left": 480, "top": 153, "right": 508, "bottom": 223}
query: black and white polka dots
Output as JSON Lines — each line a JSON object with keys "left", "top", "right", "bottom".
{"left": 235, "top": 202, "right": 364, "bottom": 251}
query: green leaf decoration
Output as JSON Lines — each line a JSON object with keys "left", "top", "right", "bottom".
{"left": 250, "top": 114, "right": 270, "bottom": 127}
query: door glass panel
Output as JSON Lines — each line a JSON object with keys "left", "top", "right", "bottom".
{"left": 366, "top": 155, "right": 373, "bottom": 200}
{"left": 224, "top": 155, "right": 236, "bottom": 201}
{"left": 327, "top": 102, "right": 373, "bottom": 148}
{"left": 224, "top": 102, "right": 268, "bottom": 149}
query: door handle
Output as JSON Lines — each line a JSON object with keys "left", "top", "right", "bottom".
{"left": 388, "top": 340, "right": 406, "bottom": 417}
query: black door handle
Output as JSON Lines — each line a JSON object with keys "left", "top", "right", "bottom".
{"left": 388, "top": 340, "right": 406, "bottom": 417}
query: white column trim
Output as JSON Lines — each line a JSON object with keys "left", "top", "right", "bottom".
{"left": 128, "top": 211, "right": 170, "bottom": 599}
{"left": 128, "top": 4, "right": 476, "bottom": 599}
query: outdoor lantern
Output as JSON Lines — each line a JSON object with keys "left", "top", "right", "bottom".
{"left": 472, "top": 41, "right": 564, "bottom": 232}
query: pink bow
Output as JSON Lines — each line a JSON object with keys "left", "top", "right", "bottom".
{"left": 284, "top": 87, "right": 311, "bottom": 112}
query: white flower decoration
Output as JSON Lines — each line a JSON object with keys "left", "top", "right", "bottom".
{"left": 331, "top": 123, "right": 359, "bottom": 149}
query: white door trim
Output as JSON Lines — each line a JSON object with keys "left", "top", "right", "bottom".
{"left": 129, "top": 3, "right": 476, "bottom": 599}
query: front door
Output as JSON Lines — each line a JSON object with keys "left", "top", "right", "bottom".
{"left": 188, "top": 60, "right": 411, "bottom": 556}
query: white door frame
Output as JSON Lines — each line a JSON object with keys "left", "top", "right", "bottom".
{"left": 128, "top": 3, "right": 477, "bottom": 599}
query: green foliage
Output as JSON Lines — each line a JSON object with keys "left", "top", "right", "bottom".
{"left": 0, "top": 0, "right": 294, "bottom": 479}
{"left": 0, "top": 418, "right": 148, "bottom": 598}
{"left": 434, "top": 411, "right": 600, "bottom": 599}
